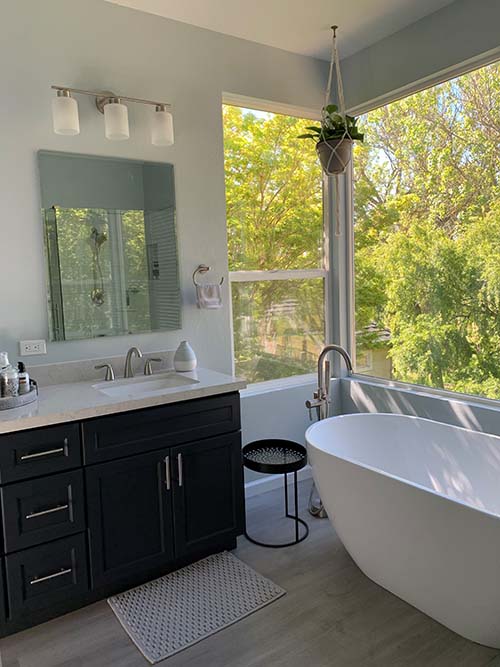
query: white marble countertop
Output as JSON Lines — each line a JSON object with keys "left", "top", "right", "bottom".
{"left": 0, "top": 368, "right": 246, "bottom": 435}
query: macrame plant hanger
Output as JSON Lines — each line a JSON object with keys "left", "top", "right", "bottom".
{"left": 319, "top": 25, "right": 350, "bottom": 236}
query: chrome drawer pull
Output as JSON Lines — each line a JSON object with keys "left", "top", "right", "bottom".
{"left": 177, "top": 453, "right": 183, "bottom": 487}
{"left": 20, "top": 446, "right": 65, "bottom": 461}
{"left": 25, "top": 503, "right": 69, "bottom": 520}
{"left": 30, "top": 567, "right": 72, "bottom": 585}
{"left": 164, "top": 456, "right": 171, "bottom": 491}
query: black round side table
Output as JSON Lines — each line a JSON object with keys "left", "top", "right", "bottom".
{"left": 243, "top": 439, "right": 309, "bottom": 548}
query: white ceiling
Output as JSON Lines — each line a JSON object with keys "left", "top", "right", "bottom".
{"left": 106, "top": 0, "right": 455, "bottom": 60}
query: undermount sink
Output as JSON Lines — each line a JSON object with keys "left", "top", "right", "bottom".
{"left": 92, "top": 372, "right": 199, "bottom": 399}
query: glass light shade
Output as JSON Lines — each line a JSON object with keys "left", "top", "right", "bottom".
{"left": 52, "top": 93, "right": 80, "bottom": 136}
{"left": 151, "top": 107, "right": 174, "bottom": 146}
{"left": 104, "top": 101, "right": 129, "bottom": 140}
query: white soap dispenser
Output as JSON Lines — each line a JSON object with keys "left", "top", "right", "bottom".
{"left": 174, "top": 341, "right": 197, "bottom": 372}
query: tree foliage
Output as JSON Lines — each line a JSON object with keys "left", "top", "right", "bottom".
{"left": 354, "top": 61, "right": 500, "bottom": 398}
{"left": 223, "top": 106, "right": 324, "bottom": 382}
{"left": 223, "top": 62, "right": 499, "bottom": 394}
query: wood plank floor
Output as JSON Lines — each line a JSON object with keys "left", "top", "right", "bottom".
{"left": 1, "top": 481, "right": 499, "bottom": 667}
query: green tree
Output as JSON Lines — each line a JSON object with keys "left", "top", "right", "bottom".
{"left": 223, "top": 106, "right": 324, "bottom": 382}
{"left": 354, "top": 60, "right": 500, "bottom": 398}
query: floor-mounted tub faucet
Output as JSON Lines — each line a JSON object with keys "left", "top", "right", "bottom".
{"left": 306, "top": 344, "right": 353, "bottom": 421}
{"left": 305, "top": 344, "right": 353, "bottom": 517}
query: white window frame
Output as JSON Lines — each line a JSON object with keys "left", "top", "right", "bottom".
{"left": 346, "top": 51, "right": 500, "bottom": 394}
{"left": 222, "top": 94, "right": 331, "bottom": 381}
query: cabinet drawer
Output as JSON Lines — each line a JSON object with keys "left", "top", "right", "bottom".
{"left": 82, "top": 392, "right": 241, "bottom": 464}
{"left": 0, "top": 423, "right": 81, "bottom": 484}
{"left": 1, "top": 470, "right": 85, "bottom": 553}
{"left": 5, "top": 534, "right": 88, "bottom": 618}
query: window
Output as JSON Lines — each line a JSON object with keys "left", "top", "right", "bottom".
{"left": 353, "top": 60, "right": 500, "bottom": 400}
{"left": 223, "top": 103, "right": 326, "bottom": 383}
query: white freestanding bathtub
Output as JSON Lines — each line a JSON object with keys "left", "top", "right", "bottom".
{"left": 306, "top": 413, "right": 500, "bottom": 648}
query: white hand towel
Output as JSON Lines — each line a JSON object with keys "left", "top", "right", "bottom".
{"left": 196, "top": 283, "right": 223, "bottom": 309}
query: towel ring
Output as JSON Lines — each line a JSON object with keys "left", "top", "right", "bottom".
{"left": 192, "top": 264, "right": 224, "bottom": 287}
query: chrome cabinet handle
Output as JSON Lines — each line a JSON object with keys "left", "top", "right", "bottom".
{"left": 164, "top": 456, "right": 171, "bottom": 490}
{"left": 20, "top": 445, "right": 66, "bottom": 461}
{"left": 26, "top": 503, "right": 69, "bottom": 520}
{"left": 177, "top": 453, "right": 183, "bottom": 487}
{"left": 30, "top": 567, "right": 72, "bottom": 585}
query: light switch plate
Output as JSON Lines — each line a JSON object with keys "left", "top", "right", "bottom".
{"left": 19, "top": 340, "right": 47, "bottom": 356}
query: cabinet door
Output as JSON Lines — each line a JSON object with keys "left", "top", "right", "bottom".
{"left": 0, "top": 558, "right": 6, "bottom": 634}
{"left": 172, "top": 432, "right": 244, "bottom": 558}
{"left": 86, "top": 448, "right": 174, "bottom": 590}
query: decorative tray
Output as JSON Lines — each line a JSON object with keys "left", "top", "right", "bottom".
{"left": 0, "top": 388, "right": 38, "bottom": 411}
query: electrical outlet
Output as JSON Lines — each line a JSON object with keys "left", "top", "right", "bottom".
{"left": 19, "top": 339, "right": 47, "bottom": 356}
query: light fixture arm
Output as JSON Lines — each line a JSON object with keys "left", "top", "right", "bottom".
{"left": 51, "top": 85, "right": 172, "bottom": 112}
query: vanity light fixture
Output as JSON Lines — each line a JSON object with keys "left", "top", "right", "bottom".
{"left": 104, "top": 98, "right": 129, "bottom": 141}
{"left": 50, "top": 85, "right": 174, "bottom": 145}
{"left": 152, "top": 105, "right": 174, "bottom": 146}
{"left": 52, "top": 89, "right": 80, "bottom": 136}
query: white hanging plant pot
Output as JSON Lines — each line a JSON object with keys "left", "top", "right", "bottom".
{"left": 316, "top": 137, "right": 353, "bottom": 175}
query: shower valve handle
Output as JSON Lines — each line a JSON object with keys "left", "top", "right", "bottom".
{"left": 305, "top": 395, "right": 323, "bottom": 421}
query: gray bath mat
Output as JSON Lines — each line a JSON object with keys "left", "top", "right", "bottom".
{"left": 108, "top": 551, "right": 286, "bottom": 663}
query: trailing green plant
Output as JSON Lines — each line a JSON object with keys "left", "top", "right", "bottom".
{"left": 298, "top": 104, "right": 364, "bottom": 143}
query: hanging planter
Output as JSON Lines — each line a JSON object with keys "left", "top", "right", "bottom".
{"left": 316, "top": 136, "right": 352, "bottom": 175}
{"left": 298, "top": 27, "right": 364, "bottom": 176}
{"left": 300, "top": 104, "right": 363, "bottom": 175}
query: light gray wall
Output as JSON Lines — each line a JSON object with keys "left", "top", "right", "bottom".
{"left": 341, "top": 0, "right": 500, "bottom": 111}
{"left": 1, "top": 0, "right": 327, "bottom": 369}
{"left": 241, "top": 379, "right": 341, "bottom": 483}
{"left": 341, "top": 378, "right": 500, "bottom": 437}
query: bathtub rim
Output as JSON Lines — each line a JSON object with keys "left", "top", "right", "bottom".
{"left": 306, "top": 412, "right": 500, "bottom": 521}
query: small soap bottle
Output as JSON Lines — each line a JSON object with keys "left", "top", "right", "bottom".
{"left": 18, "top": 362, "right": 30, "bottom": 395}
{"left": 174, "top": 341, "right": 197, "bottom": 372}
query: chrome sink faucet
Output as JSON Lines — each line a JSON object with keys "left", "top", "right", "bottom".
{"left": 124, "top": 346, "right": 143, "bottom": 378}
{"left": 306, "top": 344, "right": 353, "bottom": 421}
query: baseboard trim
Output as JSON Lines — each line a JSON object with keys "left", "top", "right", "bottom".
{"left": 244, "top": 466, "right": 312, "bottom": 498}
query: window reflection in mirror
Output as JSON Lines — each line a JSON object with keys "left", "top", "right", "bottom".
{"left": 39, "top": 152, "right": 181, "bottom": 341}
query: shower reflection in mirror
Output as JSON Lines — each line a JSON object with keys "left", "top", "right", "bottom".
{"left": 39, "top": 151, "right": 181, "bottom": 341}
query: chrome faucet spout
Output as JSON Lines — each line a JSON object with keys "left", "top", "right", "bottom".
{"left": 124, "top": 346, "right": 143, "bottom": 378}
{"left": 316, "top": 344, "right": 353, "bottom": 389}
{"left": 313, "top": 344, "right": 353, "bottom": 420}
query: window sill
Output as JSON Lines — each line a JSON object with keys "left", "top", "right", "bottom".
{"left": 345, "top": 374, "right": 500, "bottom": 413}
{"left": 240, "top": 373, "right": 317, "bottom": 397}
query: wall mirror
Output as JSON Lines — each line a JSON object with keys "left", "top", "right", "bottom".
{"left": 38, "top": 151, "right": 181, "bottom": 341}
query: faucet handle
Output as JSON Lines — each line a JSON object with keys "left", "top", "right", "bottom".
{"left": 305, "top": 398, "right": 322, "bottom": 421}
{"left": 144, "top": 358, "right": 162, "bottom": 376}
{"left": 95, "top": 363, "right": 115, "bottom": 381}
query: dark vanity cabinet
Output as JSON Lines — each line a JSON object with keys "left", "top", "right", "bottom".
{"left": 0, "top": 392, "right": 243, "bottom": 636}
